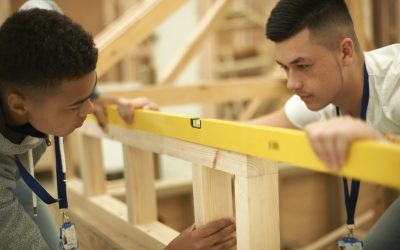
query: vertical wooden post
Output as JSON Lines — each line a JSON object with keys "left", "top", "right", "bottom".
{"left": 118, "top": 0, "right": 143, "bottom": 81}
{"left": 123, "top": 145, "right": 157, "bottom": 224}
{"left": 192, "top": 165, "right": 234, "bottom": 225}
{"left": 64, "top": 132, "right": 80, "bottom": 180}
{"left": 235, "top": 157, "right": 280, "bottom": 250}
{"left": 198, "top": 0, "right": 219, "bottom": 119}
{"left": 346, "top": 0, "right": 369, "bottom": 50}
{"left": 100, "top": 0, "right": 120, "bottom": 81}
{"left": 396, "top": 1, "right": 400, "bottom": 43}
{"left": 79, "top": 135, "right": 107, "bottom": 196}
{"left": 371, "top": 0, "right": 391, "bottom": 47}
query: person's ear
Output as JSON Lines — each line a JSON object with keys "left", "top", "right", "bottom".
{"left": 340, "top": 38, "right": 355, "bottom": 67}
{"left": 7, "top": 92, "right": 28, "bottom": 116}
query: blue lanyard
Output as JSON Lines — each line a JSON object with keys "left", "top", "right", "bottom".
{"left": 16, "top": 136, "right": 68, "bottom": 209}
{"left": 336, "top": 63, "right": 369, "bottom": 225}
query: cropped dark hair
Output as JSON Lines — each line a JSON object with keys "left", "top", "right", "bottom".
{"left": 266, "top": 0, "right": 359, "bottom": 50}
{"left": 0, "top": 9, "right": 98, "bottom": 96}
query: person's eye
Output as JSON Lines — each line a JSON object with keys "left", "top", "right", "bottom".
{"left": 297, "top": 64, "right": 311, "bottom": 70}
{"left": 68, "top": 105, "right": 81, "bottom": 111}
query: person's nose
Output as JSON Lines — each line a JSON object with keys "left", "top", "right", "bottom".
{"left": 286, "top": 70, "right": 303, "bottom": 92}
{"left": 78, "top": 99, "right": 94, "bottom": 117}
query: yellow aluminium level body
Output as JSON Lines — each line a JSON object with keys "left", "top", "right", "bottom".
{"left": 95, "top": 107, "right": 400, "bottom": 189}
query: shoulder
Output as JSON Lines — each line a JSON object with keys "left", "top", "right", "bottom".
{"left": 365, "top": 44, "right": 400, "bottom": 76}
{"left": 365, "top": 44, "right": 400, "bottom": 129}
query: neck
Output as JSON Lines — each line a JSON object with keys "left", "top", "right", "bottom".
{"left": 334, "top": 56, "right": 366, "bottom": 117}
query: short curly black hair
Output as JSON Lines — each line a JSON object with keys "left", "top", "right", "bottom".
{"left": 0, "top": 9, "right": 98, "bottom": 96}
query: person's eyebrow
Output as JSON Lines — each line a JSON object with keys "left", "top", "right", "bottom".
{"left": 289, "top": 57, "right": 306, "bottom": 65}
{"left": 68, "top": 73, "right": 98, "bottom": 107}
{"left": 276, "top": 57, "right": 307, "bottom": 67}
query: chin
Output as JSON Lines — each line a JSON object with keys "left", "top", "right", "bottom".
{"left": 306, "top": 105, "right": 321, "bottom": 111}
{"left": 53, "top": 132, "right": 71, "bottom": 137}
{"left": 305, "top": 102, "right": 329, "bottom": 111}
{"left": 33, "top": 125, "right": 75, "bottom": 137}
{"left": 55, "top": 127, "right": 77, "bottom": 137}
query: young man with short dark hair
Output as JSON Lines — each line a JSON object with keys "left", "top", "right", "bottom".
{"left": 253, "top": 0, "right": 399, "bottom": 249}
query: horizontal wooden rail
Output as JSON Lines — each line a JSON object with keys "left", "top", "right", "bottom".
{"left": 99, "top": 76, "right": 287, "bottom": 106}
{"left": 68, "top": 179, "right": 178, "bottom": 249}
{"left": 93, "top": 108, "right": 400, "bottom": 188}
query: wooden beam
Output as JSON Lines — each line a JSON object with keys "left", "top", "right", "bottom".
{"left": 123, "top": 146, "right": 157, "bottom": 224}
{"left": 235, "top": 158, "right": 280, "bottom": 249}
{"left": 158, "top": 0, "right": 234, "bottom": 85}
{"left": 68, "top": 178, "right": 179, "bottom": 249}
{"left": 100, "top": 0, "right": 120, "bottom": 81}
{"left": 80, "top": 122, "right": 276, "bottom": 177}
{"left": 216, "top": 55, "right": 269, "bottom": 75}
{"left": 239, "top": 97, "right": 265, "bottom": 121}
{"left": 64, "top": 132, "right": 80, "bottom": 180}
{"left": 80, "top": 122, "right": 272, "bottom": 176}
{"left": 372, "top": 0, "right": 391, "bottom": 47}
{"left": 227, "top": 2, "right": 266, "bottom": 28}
{"left": 192, "top": 165, "right": 234, "bottom": 226}
{"left": 118, "top": 0, "right": 144, "bottom": 81}
{"left": 107, "top": 178, "right": 193, "bottom": 199}
{"left": 78, "top": 135, "right": 107, "bottom": 196}
{"left": 69, "top": 206, "right": 145, "bottom": 249}
{"left": 346, "top": 0, "right": 369, "bottom": 50}
{"left": 96, "top": 0, "right": 187, "bottom": 77}
{"left": 99, "top": 77, "right": 287, "bottom": 106}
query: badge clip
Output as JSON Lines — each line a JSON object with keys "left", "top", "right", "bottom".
{"left": 346, "top": 224, "right": 355, "bottom": 237}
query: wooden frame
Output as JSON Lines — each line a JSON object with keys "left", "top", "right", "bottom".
{"left": 68, "top": 108, "right": 400, "bottom": 249}
{"left": 71, "top": 118, "right": 281, "bottom": 249}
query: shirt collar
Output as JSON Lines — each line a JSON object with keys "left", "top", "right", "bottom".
{"left": 0, "top": 105, "right": 45, "bottom": 144}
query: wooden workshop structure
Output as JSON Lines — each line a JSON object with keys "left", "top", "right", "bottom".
{"left": 1, "top": 0, "right": 400, "bottom": 249}
{"left": 70, "top": 108, "right": 400, "bottom": 249}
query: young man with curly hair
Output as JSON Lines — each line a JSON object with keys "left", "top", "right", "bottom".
{"left": 253, "top": 0, "right": 399, "bottom": 249}
{"left": 0, "top": 2, "right": 235, "bottom": 249}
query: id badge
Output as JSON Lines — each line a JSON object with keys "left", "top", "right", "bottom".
{"left": 60, "top": 221, "right": 78, "bottom": 250}
{"left": 338, "top": 237, "right": 363, "bottom": 250}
